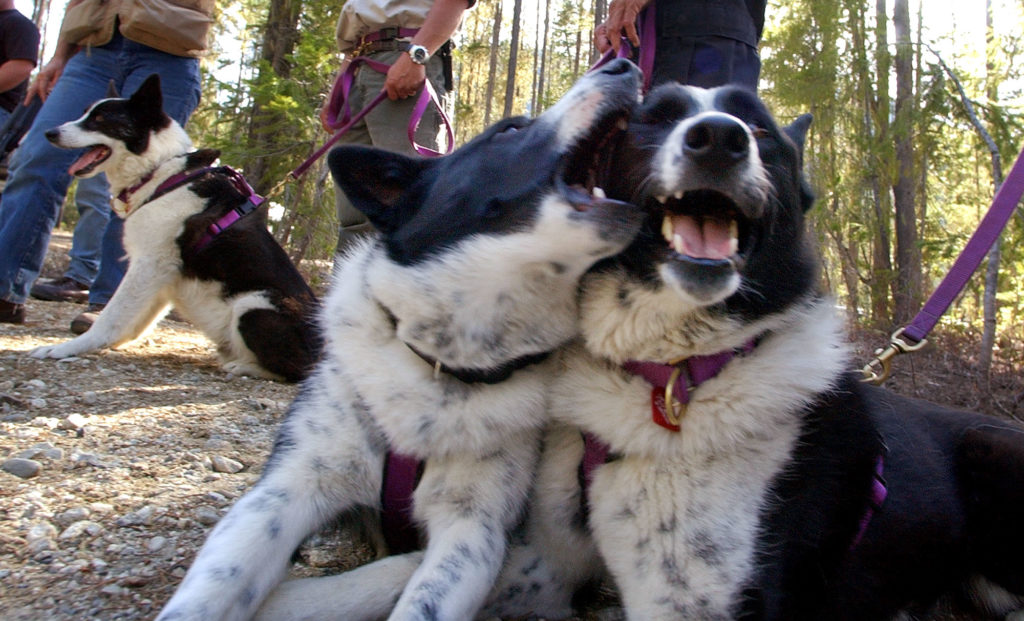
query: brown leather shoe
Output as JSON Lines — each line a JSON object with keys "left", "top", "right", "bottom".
{"left": 30, "top": 276, "right": 90, "bottom": 303}
{"left": 70, "top": 303, "right": 105, "bottom": 335}
{"left": 0, "top": 299, "right": 25, "bottom": 324}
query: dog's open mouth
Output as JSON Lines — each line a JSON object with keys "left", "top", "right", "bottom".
{"left": 654, "top": 190, "right": 751, "bottom": 267}
{"left": 68, "top": 145, "right": 112, "bottom": 177}
{"left": 556, "top": 112, "right": 631, "bottom": 211}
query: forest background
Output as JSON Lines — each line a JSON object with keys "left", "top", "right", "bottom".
{"left": 15, "top": 0, "right": 1024, "bottom": 387}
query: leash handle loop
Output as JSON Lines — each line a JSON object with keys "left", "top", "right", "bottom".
{"left": 290, "top": 56, "right": 454, "bottom": 180}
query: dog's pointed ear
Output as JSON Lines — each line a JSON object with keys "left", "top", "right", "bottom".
{"left": 784, "top": 113, "right": 813, "bottom": 154}
{"left": 130, "top": 74, "right": 163, "bottom": 110}
{"left": 328, "top": 145, "right": 434, "bottom": 233}
{"left": 106, "top": 80, "right": 119, "bottom": 99}
{"left": 784, "top": 114, "right": 815, "bottom": 213}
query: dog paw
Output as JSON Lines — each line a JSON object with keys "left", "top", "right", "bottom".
{"left": 29, "top": 343, "right": 82, "bottom": 359}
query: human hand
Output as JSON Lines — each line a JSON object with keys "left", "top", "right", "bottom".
{"left": 605, "top": 0, "right": 652, "bottom": 53}
{"left": 385, "top": 53, "right": 426, "bottom": 101}
{"left": 594, "top": 22, "right": 612, "bottom": 53}
{"left": 26, "top": 56, "right": 68, "bottom": 104}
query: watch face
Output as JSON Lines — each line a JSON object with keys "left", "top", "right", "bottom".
{"left": 409, "top": 45, "right": 429, "bottom": 64}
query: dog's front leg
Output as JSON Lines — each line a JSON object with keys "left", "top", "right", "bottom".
{"left": 30, "top": 257, "right": 173, "bottom": 359}
{"left": 158, "top": 371, "right": 388, "bottom": 621}
{"left": 388, "top": 431, "right": 540, "bottom": 621}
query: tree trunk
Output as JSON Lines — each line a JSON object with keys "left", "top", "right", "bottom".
{"left": 536, "top": 0, "right": 551, "bottom": 113}
{"left": 593, "top": 0, "right": 607, "bottom": 64}
{"left": 503, "top": 0, "right": 523, "bottom": 118}
{"left": 980, "top": 0, "right": 1002, "bottom": 378}
{"left": 246, "top": 0, "right": 303, "bottom": 193}
{"left": 870, "top": 0, "right": 894, "bottom": 325}
{"left": 891, "top": 0, "right": 920, "bottom": 324}
{"left": 531, "top": 0, "right": 541, "bottom": 113}
{"left": 484, "top": 2, "right": 502, "bottom": 126}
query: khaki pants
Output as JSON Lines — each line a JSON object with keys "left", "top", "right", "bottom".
{"left": 331, "top": 49, "right": 451, "bottom": 255}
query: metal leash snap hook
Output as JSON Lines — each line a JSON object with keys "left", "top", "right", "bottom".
{"left": 664, "top": 366, "right": 687, "bottom": 426}
{"left": 860, "top": 327, "right": 928, "bottom": 385}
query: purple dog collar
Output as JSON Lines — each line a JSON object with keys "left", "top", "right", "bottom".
{"left": 622, "top": 340, "right": 756, "bottom": 432}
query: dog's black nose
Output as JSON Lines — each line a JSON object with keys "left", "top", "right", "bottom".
{"left": 599, "top": 57, "right": 636, "bottom": 76}
{"left": 44, "top": 128, "right": 60, "bottom": 144}
{"left": 683, "top": 116, "right": 749, "bottom": 167}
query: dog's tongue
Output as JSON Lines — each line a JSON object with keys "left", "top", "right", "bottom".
{"left": 668, "top": 214, "right": 736, "bottom": 260}
{"left": 68, "top": 147, "right": 108, "bottom": 176}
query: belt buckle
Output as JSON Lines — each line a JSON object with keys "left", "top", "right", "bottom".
{"left": 379, "top": 26, "right": 400, "bottom": 41}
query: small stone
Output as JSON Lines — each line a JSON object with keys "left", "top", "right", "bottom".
{"left": 60, "top": 413, "right": 89, "bottom": 431}
{"left": 147, "top": 536, "right": 167, "bottom": 552}
{"left": 59, "top": 520, "right": 103, "bottom": 540}
{"left": 240, "top": 415, "right": 260, "bottom": 426}
{"left": 29, "top": 398, "right": 47, "bottom": 408}
{"left": 204, "top": 438, "right": 231, "bottom": 451}
{"left": 41, "top": 447, "right": 64, "bottom": 460}
{"left": 25, "top": 379, "right": 46, "bottom": 390}
{"left": 81, "top": 391, "right": 99, "bottom": 405}
{"left": 210, "top": 455, "right": 244, "bottom": 474}
{"left": 101, "top": 584, "right": 129, "bottom": 597}
{"left": 27, "top": 522, "right": 58, "bottom": 543}
{"left": 55, "top": 507, "right": 91, "bottom": 527}
{"left": 194, "top": 506, "right": 220, "bottom": 526}
{"left": 2, "top": 457, "right": 41, "bottom": 479}
{"left": 205, "top": 491, "right": 227, "bottom": 505}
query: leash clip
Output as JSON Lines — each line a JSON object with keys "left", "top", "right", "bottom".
{"left": 860, "top": 327, "right": 928, "bottom": 385}
{"left": 664, "top": 365, "right": 688, "bottom": 426}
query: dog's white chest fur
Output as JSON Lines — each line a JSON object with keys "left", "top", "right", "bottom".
{"left": 323, "top": 242, "right": 554, "bottom": 459}
{"left": 553, "top": 299, "right": 848, "bottom": 618}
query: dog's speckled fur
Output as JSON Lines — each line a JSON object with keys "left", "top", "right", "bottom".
{"left": 157, "top": 60, "right": 645, "bottom": 621}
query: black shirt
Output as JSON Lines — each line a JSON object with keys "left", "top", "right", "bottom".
{"left": 0, "top": 9, "right": 39, "bottom": 112}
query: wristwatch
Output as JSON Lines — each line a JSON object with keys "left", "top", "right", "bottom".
{"left": 407, "top": 44, "right": 430, "bottom": 65}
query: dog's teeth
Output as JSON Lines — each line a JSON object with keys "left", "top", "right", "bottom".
{"left": 674, "top": 191, "right": 684, "bottom": 200}
{"left": 673, "top": 233, "right": 685, "bottom": 255}
{"left": 662, "top": 215, "right": 673, "bottom": 241}
{"left": 730, "top": 220, "right": 740, "bottom": 255}
{"left": 656, "top": 195, "right": 668, "bottom": 204}
{"left": 593, "top": 186, "right": 606, "bottom": 199}
{"left": 616, "top": 118, "right": 629, "bottom": 131}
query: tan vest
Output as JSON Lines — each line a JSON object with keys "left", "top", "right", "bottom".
{"left": 59, "top": 0, "right": 215, "bottom": 58}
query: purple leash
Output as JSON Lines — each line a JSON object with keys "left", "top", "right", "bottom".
{"left": 862, "top": 145, "right": 1024, "bottom": 384}
{"left": 289, "top": 56, "right": 454, "bottom": 180}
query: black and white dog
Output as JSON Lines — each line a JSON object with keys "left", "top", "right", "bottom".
{"left": 30, "top": 75, "right": 318, "bottom": 382}
{"left": 156, "top": 59, "right": 645, "bottom": 621}
{"left": 544, "top": 84, "right": 1024, "bottom": 619}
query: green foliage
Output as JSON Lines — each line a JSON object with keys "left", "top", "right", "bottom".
{"left": 174, "top": 0, "right": 1023, "bottom": 346}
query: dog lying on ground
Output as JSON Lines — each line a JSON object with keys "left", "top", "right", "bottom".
{"left": 30, "top": 74, "right": 318, "bottom": 382}
{"left": 247, "top": 84, "right": 1024, "bottom": 621}
{"left": 547, "top": 84, "right": 1024, "bottom": 619}
{"left": 156, "top": 58, "right": 645, "bottom": 621}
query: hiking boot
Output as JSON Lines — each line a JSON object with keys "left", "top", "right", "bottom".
{"left": 31, "top": 276, "right": 90, "bottom": 303}
{"left": 70, "top": 303, "right": 105, "bottom": 335}
{"left": 0, "top": 299, "right": 25, "bottom": 324}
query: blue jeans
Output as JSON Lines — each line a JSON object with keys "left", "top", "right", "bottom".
{"left": 64, "top": 175, "right": 110, "bottom": 287}
{"left": 0, "top": 32, "right": 200, "bottom": 305}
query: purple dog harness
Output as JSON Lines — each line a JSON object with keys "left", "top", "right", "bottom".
{"left": 117, "top": 164, "right": 265, "bottom": 251}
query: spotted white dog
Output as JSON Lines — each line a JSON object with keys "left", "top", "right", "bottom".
{"left": 157, "top": 59, "right": 644, "bottom": 621}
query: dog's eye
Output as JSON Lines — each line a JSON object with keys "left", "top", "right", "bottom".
{"left": 749, "top": 124, "right": 769, "bottom": 139}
